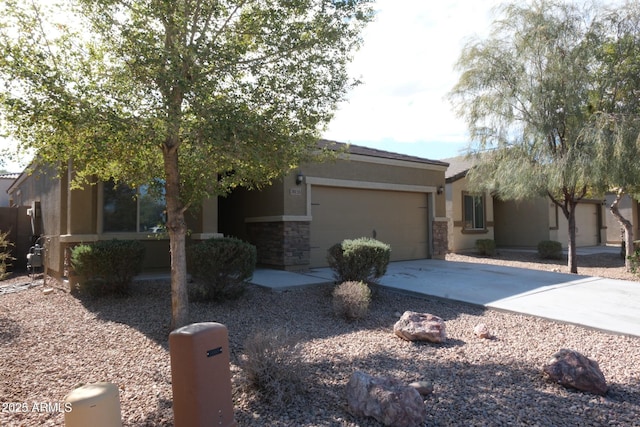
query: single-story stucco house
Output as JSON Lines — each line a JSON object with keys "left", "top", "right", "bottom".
{"left": 443, "top": 156, "right": 495, "bottom": 252}
{"left": 444, "top": 155, "right": 606, "bottom": 252}
{"left": 7, "top": 140, "right": 449, "bottom": 279}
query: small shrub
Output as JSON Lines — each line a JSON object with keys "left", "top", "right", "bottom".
{"left": 621, "top": 240, "right": 640, "bottom": 260}
{"left": 537, "top": 240, "right": 563, "bottom": 260}
{"left": 332, "top": 280, "right": 371, "bottom": 320}
{"left": 327, "top": 237, "right": 391, "bottom": 283}
{"left": 186, "top": 237, "right": 256, "bottom": 301}
{"left": 475, "top": 239, "right": 496, "bottom": 256}
{"left": 241, "top": 328, "right": 307, "bottom": 406}
{"left": 71, "top": 240, "right": 145, "bottom": 296}
{"left": 628, "top": 248, "right": 640, "bottom": 274}
{"left": 0, "top": 230, "right": 15, "bottom": 280}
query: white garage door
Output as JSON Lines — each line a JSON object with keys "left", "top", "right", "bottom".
{"left": 309, "top": 186, "right": 429, "bottom": 267}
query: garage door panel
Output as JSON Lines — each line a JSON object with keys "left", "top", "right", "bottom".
{"left": 556, "top": 203, "right": 599, "bottom": 247}
{"left": 310, "top": 186, "right": 428, "bottom": 267}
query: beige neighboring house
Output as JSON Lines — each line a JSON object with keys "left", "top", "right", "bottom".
{"left": 494, "top": 197, "right": 606, "bottom": 249}
{"left": 444, "top": 155, "right": 606, "bottom": 252}
{"left": 6, "top": 140, "right": 449, "bottom": 279}
{"left": 443, "top": 156, "right": 495, "bottom": 252}
{"left": 603, "top": 192, "right": 640, "bottom": 246}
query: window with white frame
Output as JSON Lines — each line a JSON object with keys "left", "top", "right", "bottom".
{"left": 103, "top": 180, "right": 166, "bottom": 233}
{"left": 463, "top": 193, "right": 485, "bottom": 230}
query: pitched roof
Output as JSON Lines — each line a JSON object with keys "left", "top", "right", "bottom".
{"left": 319, "top": 139, "right": 449, "bottom": 168}
{"left": 0, "top": 173, "right": 19, "bottom": 180}
{"left": 442, "top": 155, "right": 475, "bottom": 182}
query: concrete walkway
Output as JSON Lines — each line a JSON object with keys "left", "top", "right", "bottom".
{"left": 250, "top": 249, "right": 640, "bottom": 337}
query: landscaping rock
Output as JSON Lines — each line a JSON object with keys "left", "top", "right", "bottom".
{"left": 408, "top": 380, "right": 434, "bottom": 396}
{"left": 473, "top": 323, "right": 491, "bottom": 339}
{"left": 393, "top": 311, "right": 446, "bottom": 343}
{"left": 542, "top": 349, "right": 608, "bottom": 395}
{"left": 346, "top": 371, "right": 427, "bottom": 427}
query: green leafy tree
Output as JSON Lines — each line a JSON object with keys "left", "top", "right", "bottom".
{"left": 449, "top": 0, "right": 603, "bottom": 274}
{"left": 582, "top": 3, "right": 640, "bottom": 270}
{"left": 0, "top": 0, "right": 372, "bottom": 328}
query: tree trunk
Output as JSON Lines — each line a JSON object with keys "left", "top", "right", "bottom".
{"left": 163, "top": 145, "right": 189, "bottom": 330}
{"left": 551, "top": 192, "right": 579, "bottom": 274}
{"left": 609, "top": 189, "right": 634, "bottom": 271}
{"left": 566, "top": 200, "right": 578, "bottom": 274}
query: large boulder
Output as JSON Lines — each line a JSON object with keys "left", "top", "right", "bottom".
{"left": 346, "top": 371, "right": 427, "bottom": 427}
{"left": 542, "top": 349, "right": 608, "bottom": 395}
{"left": 393, "top": 311, "right": 446, "bottom": 343}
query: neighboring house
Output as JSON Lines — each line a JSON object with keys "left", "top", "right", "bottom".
{"left": 494, "top": 197, "right": 606, "bottom": 248}
{"left": 0, "top": 173, "right": 30, "bottom": 268}
{"left": 603, "top": 192, "right": 640, "bottom": 246}
{"left": 444, "top": 155, "right": 605, "bottom": 251}
{"left": 0, "top": 173, "right": 19, "bottom": 207}
{"left": 7, "top": 140, "right": 449, "bottom": 279}
{"left": 443, "top": 156, "right": 495, "bottom": 252}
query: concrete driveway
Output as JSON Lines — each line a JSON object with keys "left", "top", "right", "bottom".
{"left": 251, "top": 256, "right": 640, "bottom": 337}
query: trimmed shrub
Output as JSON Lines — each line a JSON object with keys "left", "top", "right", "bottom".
{"left": 186, "top": 237, "right": 256, "bottom": 301}
{"left": 475, "top": 239, "right": 496, "bottom": 256}
{"left": 327, "top": 237, "right": 391, "bottom": 283}
{"left": 537, "top": 240, "right": 563, "bottom": 260}
{"left": 71, "top": 240, "right": 145, "bottom": 296}
{"left": 241, "top": 328, "right": 307, "bottom": 406}
{"left": 0, "top": 230, "right": 15, "bottom": 280}
{"left": 332, "top": 280, "right": 371, "bottom": 320}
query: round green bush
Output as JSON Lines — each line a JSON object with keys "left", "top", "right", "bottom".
{"left": 537, "top": 240, "right": 563, "bottom": 260}
{"left": 327, "top": 237, "right": 391, "bottom": 283}
{"left": 71, "top": 240, "right": 145, "bottom": 296}
{"left": 186, "top": 237, "right": 256, "bottom": 301}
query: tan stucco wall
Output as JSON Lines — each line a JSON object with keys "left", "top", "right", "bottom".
{"left": 604, "top": 193, "right": 634, "bottom": 245}
{"left": 8, "top": 163, "right": 221, "bottom": 278}
{"left": 494, "top": 198, "right": 550, "bottom": 247}
{"left": 8, "top": 165, "right": 67, "bottom": 274}
{"left": 446, "top": 176, "right": 494, "bottom": 252}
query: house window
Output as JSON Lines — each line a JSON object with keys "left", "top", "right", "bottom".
{"left": 103, "top": 180, "right": 166, "bottom": 233}
{"left": 463, "top": 193, "right": 485, "bottom": 230}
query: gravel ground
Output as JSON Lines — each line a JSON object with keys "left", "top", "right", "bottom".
{"left": 1, "top": 251, "right": 639, "bottom": 426}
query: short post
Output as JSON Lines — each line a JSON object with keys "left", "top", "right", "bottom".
{"left": 63, "top": 382, "right": 122, "bottom": 427}
{"left": 169, "top": 322, "right": 237, "bottom": 427}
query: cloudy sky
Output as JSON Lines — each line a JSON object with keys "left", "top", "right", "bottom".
{"left": 3, "top": 0, "right": 623, "bottom": 171}
{"left": 322, "top": 0, "right": 505, "bottom": 161}
{"left": 0, "top": 0, "right": 503, "bottom": 171}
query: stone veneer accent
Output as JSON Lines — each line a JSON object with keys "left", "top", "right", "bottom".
{"left": 246, "top": 221, "right": 310, "bottom": 269}
{"left": 432, "top": 220, "right": 448, "bottom": 259}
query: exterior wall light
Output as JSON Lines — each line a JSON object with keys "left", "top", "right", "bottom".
{"left": 437, "top": 185, "right": 444, "bottom": 195}
{"left": 296, "top": 172, "right": 304, "bottom": 186}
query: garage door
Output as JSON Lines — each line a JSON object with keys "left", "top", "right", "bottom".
{"left": 309, "top": 186, "right": 429, "bottom": 267}
{"left": 574, "top": 203, "right": 599, "bottom": 247}
{"left": 557, "top": 203, "right": 600, "bottom": 247}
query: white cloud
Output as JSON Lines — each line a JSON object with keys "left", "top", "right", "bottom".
{"left": 324, "top": 0, "right": 504, "bottom": 155}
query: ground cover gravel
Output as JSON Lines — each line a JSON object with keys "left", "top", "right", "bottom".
{"left": 1, "top": 251, "right": 639, "bottom": 426}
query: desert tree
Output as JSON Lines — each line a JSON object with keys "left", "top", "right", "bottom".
{"left": 449, "top": 0, "right": 603, "bottom": 274}
{"left": 582, "top": 2, "right": 640, "bottom": 270}
{"left": 0, "top": 0, "right": 373, "bottom": 328}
